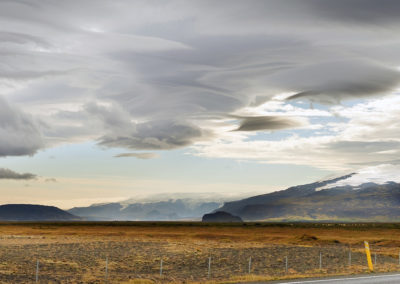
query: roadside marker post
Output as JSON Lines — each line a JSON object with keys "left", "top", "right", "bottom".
{"left": 374, "top": 252, "right": 377, "bottom": 265}
{"left": 35, "top": 260, "right": 39, "bottom": 283}
{"left": 160, "top": 258, "right": 163, "bottom": 277}
{"left": 364, "top": 241, "right": 374, "bottom": 272}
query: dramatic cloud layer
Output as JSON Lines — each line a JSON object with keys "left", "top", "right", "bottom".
{"left": 1, "top": 0, "right": 400, "bottom": 171}
{"left": 0, "top": 168, "right": 37, "bottom": 180}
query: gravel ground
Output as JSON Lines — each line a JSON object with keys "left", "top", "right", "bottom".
{"left": 0, "top": 238, "right": 397, "bottom": 283}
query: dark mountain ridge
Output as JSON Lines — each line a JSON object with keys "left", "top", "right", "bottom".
{"left": 0, "top": 204, "right": 81, "bottom": 221}
{"left": 217, "top": 174, "right": 400, "bottom": 221}
{"left": 202, "top": 211, "right": 243, "bottom": 222}
{"left": 218, "top": 174, "right": 354, "bottom": 215}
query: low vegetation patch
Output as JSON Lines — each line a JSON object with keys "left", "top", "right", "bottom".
{"left": 0, "top": 222, "right": 398, "bottom": 283}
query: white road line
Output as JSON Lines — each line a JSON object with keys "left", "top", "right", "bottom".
{"left": 275, "top": 273, "right": 400, "bottom": 284}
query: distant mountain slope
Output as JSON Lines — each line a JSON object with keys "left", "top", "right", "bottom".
{"left": 218, "top": 174, "right": 354, "bottom": 215}
{"left": 68, "top": 203, "right": 123, "bottom": 220}
{"left": 217, "top": 174, "right": 400, "bottom": 221}
{"left": 0, "top": 204, "right": 81, "bottom": 221}
{"left": 68, "top": 199, "right": 221, "bottom": 221}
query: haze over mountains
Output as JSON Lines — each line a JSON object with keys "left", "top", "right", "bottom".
{"left": 67, "top": 193, "right": 251, "bottom": 221}
{"left": 69, "top": 199, "right": 220, "bottom": 221}
{"left": 65, "top": 166, "right": 400, "bottom": 222}
{"left": 1, "top": 166, "right": 400, "bottom": 222}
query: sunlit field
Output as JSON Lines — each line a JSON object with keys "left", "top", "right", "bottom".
{"left": 0, "top": 222, "right": 400, "bottom": 283}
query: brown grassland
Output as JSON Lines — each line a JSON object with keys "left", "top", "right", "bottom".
{"left": 0, "top": 222, "right": 400, "bottom": 283}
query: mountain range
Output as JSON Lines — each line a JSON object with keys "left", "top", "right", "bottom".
{"left": 68, "top": 199, "right": 221, "bottom": 221}
{"left": 2, "top": 172, "right": 400, "bottom": 222}
{"left": 68, "top": 173, "right": 400, "bottom": 222}
{"left": 217, "top": 174, "right": 400, "bottom": 222}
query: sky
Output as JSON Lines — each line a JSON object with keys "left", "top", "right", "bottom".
{"left": 1, "top": 0, "right": 400, "bottom": 209}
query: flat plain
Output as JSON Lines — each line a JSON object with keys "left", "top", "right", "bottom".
{"left": 0, "top": 222, "right": 400, "bottom": 283}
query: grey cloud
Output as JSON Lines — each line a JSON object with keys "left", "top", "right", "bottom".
{"left": 0, "top": 97, "right": 43, "bottom": 157}
{"left": 99, "top": 120, "right": 211, "bottom": 150}
{"left": 114, "top": 152, "right": 159, "bottom": 159}
{"left": 0, "top": 168, "right": 37, "bottom": 180}
{"left": 84, "top": 101, "right": 134, "bottom": 135}
{"left": 0, "top": 31, "right": 50, "bottom": 48}
{"left": 233, "top": 116, "right": 306, "bottom": 132}
{"left": 307, "top": 0, "right": 400, "bottom": 26}
{"left": 84, "top": 101, "right": 213, "bottom": 150}
{"left": 11, "top": 81, "right": 86, "bottom": 104}
{"left": 2, "top": 0, "right": 400, "bottom": 155}
{"left": 0, "top": 70, "right": 70, "bottom": 81}
{"left": 105, "top": 50, "right": 243, "bottom": 116}
{"left": 284, "top": 61, "right": 400, "bottom": 103}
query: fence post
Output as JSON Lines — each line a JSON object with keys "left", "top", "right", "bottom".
{"left": 285, "top": 256, "right": 288, "bottom": 274}
{"left": 319, "top": 251, "right": 322, "bottom": 270}
{"left": 105, "top": 256, "right": 108, "bottom": 283}
{"left": 160, "top": 258, "right": 163, "bottom": 277}
{"left": 248, "top": 256, "right": 252, "bottom": 274}
{"left": 349, "top": 250, "right": 351, "bottom": 267}
{"left": 35, "top": 260, "right": 39, "bottom": 283}
{"left": 374, "top": 252, "right": 376, "bottom": 265}
{"left": 208, "top": 257, "right": 211, "bottom": 278}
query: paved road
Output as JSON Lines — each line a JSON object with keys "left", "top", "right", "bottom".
{"left": 245, "top": 274, "right": 400, "bottom": 284}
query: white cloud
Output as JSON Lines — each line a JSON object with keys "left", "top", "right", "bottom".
{"left": 1, "top": 0, "right": 400, "bottom": 174}
{"left": 320, "top": 164, "right": 400, "bottom": 189}
{"left": 193, "top": 95, "right": 400, "bottom": 170}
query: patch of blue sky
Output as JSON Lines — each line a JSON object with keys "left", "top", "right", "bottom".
{"left": 338, "top": 97, "right": 371, "bottom": 108}
{"left": 0, "top": 141, "right": 331, "bottom": 190}
{"left": 244, "top": 131, "right": 293, "bottom": 141}
{"left": 175, "top": 148, "right": 331, "bottom": 187}
{"left": 242, "top": 113, "right": 348, "bottom": 142}
{"left": 287, "top": 98, "right": 373, "bottom": 113}
{"left": 245, "top": 128, "right": 314, "bottom": 142}
{"left": 309, "top": 115, "right": 349, "bottom": 126}
{"left": 245, "top": 127, "right": 330, "bottom": 143}
{"left": 0, "top": 141, "right": 113, "bottom": 179}
{"left": 286, "top": 100, "right": 331, "bottom": 111}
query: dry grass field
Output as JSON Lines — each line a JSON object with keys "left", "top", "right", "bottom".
{"left": 0, "top": 222, "right": 400, "bottom": 283}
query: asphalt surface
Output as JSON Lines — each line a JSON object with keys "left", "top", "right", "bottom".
{"left": 244, "top": 273, "right": 400, "bottom": 284}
